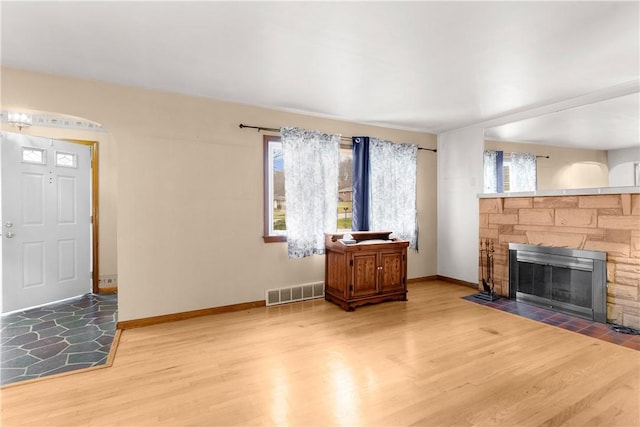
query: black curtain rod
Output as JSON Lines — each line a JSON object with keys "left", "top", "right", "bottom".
{"left": 500, "top": 151, "right": 550, "bottom": 159}
{"left": 239, "top": 123, "right": 437, "bottom": 152}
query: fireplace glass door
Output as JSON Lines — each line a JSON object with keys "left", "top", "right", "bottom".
{"left": 517, "top": 262, "right": 592, "bottom": 309}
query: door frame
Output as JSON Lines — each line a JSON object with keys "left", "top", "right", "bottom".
{"left": 63, "top": 138, "right": 100, "bottom": 294}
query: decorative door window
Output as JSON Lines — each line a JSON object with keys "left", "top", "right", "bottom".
{"left": 56, "top": 152, "right": 78, "bottom": 168}
{"left": 21, "top": 147, "right": 46, "bottom": 165}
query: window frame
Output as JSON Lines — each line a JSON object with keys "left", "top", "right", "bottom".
{"left": 262, "top": 134, "right": 354, "bottom": 243}
{"left": 263, "top": 135, "right": 286, "bottom": 243}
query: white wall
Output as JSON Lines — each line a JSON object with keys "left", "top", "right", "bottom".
{"left": 0, "top": 140, "right": 3, "bottom": 311}
{"left": 608, "top": 146, "right": 640, "bottom": 187}
{"left": 437, "top": 126, "right": 484, "bottom": 284}
{"left": 2, "top": 67, "right": 438, "bottom": 322}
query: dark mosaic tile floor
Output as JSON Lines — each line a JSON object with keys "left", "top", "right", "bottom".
{"left": 463, "top": 294, "right": 640, "bottom": 351}
{"left": 1, "top": 293, "right": 117, "bottom": 386}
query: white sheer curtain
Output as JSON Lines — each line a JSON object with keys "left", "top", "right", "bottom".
{"left": 483, "top": 150, "right": 498, "bottom": 193}
{"left": 510, "top": 152, "right": 537, "bottom": 192}
{"left": 281, "top": 127, "right": 340, "bottom": 258}
{"left": 369, "top": 138, "right": 418, "bottom": 249}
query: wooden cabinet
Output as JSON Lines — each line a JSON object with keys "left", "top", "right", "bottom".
{"left": 324, "top": 231, "right": 409, "bottom": 311}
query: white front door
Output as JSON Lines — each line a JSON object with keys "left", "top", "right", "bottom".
{"left": 1, "top": 132, "right": 92, "bottom": 313}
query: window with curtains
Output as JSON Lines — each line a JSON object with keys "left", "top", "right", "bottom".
{"left": 263, "top": 135, "right": 353, "bottom": 242}
{"left": 484, "top": 150, "right": 537, "bottom": 193}
{"left": 263, "top": 130, "right": 418, "bottom": 256}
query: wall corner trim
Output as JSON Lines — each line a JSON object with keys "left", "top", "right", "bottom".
{"left": 117, "top": 300, "right": 266, "bottom": 330}
{"left": 436, "top": 275, "right": 478, "bottom": 289}
{"left": 407, "top": 275, "right": 438, "bottom": 284}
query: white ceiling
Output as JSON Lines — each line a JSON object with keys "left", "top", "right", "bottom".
{"left": 485, "top": 92, "right": 640, "bottom": 150}
{"left": 1, "top": 1, "right": 639, "bottom": 146}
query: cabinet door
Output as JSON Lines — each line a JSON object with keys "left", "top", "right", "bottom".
{"left": 379, "top": 250, "right": 405, "bottom": 293}
{"left": 325, "top": 250, "right": 348, "bottom": 295}
{"left": 351, "top": 252, "right": 378, "bottom": 298}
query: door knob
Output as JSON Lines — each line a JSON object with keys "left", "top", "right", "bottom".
{"left": 6, "top": 231, "right": 14, "bottom": 238}
{"left": 5, "top": 221, "right": 13, "bottom": 228}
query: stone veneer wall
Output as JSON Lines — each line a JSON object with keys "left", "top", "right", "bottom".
{"left": 479, "top": 194, "right": 640, "bottom": 329}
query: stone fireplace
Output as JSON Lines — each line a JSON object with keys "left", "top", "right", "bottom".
{"left": 479, "top": 192, "right": 640, "bottom": 329}
{"left": 508, "top": 243, "right": 607, "bottom": 322}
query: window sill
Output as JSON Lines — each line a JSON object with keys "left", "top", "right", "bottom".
{"left": 263, "top": 235, "right": 287, "bottom": 243}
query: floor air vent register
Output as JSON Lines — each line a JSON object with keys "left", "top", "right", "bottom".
{"left": 266, "top": 282, "right": 325, "bottom": 306}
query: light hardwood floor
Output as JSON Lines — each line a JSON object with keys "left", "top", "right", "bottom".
{"left": 2, "top": 281, "right": 639, "bottom": 426}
